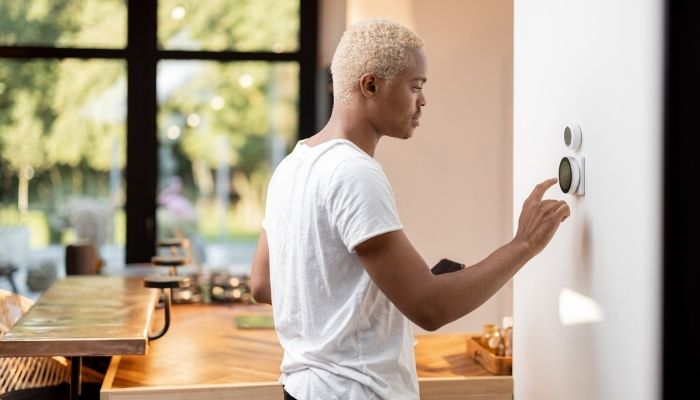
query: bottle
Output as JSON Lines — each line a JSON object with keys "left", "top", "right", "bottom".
{"left": 482, "top": 324, "right": 501, "bottom": 354}
{"left": 502, "top": 316, "right": 513, "bottom": 357}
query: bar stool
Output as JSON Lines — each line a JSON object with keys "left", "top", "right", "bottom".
{"left": 150, "top": 255, "right": 189, "bottom": 277}
{"left": 156, "top": 238, "right": 190, "bottom": 258}
{"left": 143, "top": 275, "right": 190, "bottom": 340}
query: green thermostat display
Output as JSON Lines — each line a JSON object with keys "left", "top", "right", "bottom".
{"left": 559, "top": 156, "right": 584, "bottom": 195}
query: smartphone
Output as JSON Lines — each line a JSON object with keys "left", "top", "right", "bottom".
{"left": 431, "top": 258, "right": 465, "bottom": 275}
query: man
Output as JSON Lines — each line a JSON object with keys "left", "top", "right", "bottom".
{"left": 251, "top": 19, "right": 569, "bottom": 400}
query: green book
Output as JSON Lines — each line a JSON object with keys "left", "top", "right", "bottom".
{"left": 234, "top": 314, "right": 275, "bottom": 329}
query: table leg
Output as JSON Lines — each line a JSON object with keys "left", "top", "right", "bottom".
{"left": 70, "top": 356, "right": 82, "bottom": 399}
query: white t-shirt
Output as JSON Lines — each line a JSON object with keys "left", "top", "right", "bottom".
{"left": 262, "top": 138, "right": 419, "bottom": 400}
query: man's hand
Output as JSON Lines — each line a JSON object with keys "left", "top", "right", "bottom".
{"left": 513, "top": 178, "right": 570, "bottom": 259}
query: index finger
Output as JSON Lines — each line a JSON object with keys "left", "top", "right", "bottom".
{"left": 528, "top": 178, "right": 558, "bottom": 202}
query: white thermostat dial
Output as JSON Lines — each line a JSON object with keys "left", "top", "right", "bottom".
{"left": 564, "top": 125, "right": 582, "bottom": 151}
{"left": 559, "top": 156, "right": 585, "bottom": 195}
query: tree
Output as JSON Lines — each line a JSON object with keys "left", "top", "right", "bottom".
{"left": 0, "top": 92, "right": 46, "bottom": 212}
{"left": 1, "top": 0, "right": 301, "bottom": 242}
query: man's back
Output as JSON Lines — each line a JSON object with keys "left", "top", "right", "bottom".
{"left": 263, "top": 138, "right": 419, "bottom": 399}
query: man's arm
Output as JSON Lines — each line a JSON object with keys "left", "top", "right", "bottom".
{"left": 356, "top": 178, "right": 569, "bottom": 331}
{"left": 250, "top": 230, "right": 272, "bottom": 304}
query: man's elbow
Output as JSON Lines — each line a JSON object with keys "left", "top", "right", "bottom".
{"left": 411, "top": 301, "right": 447, "bottom": 332}
{"left": 414, "top": 312, "right": 444, "bottom": 332}
{"left": 250, "top": 282, "right": 272, "bottom": 305}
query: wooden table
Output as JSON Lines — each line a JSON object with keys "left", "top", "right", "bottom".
{"left": 0, "top": 276, "right": 159, "bottom": 398}
{"left": 101, "top": 303, "right": 512, "bottom": 400}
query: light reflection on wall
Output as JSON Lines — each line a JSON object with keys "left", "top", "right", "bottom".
{"left": 559, "top": 287, "right": 604, "bottom": 326}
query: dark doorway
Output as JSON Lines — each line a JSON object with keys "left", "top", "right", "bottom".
{"left": 663, "top": 1, "right": 700, "bottom": 398}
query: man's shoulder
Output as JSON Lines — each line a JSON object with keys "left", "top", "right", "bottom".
{"left": 306, "top": 140, "right": 380, "bottom": 176}
{"left": 271, "top": 139, "right": 384, "bottom": 185}
{"left": 329, "top": 150, "right": 383, "bottom": 180}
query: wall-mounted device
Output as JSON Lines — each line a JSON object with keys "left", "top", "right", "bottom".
{"left": 559, "top": 156, "right": 585, "bottom": 195}
{"left": 564, "top": 124, "right": 582, "bottom": 151}
{"left": 559, "top": 124, "right": 585, "bottom": 195}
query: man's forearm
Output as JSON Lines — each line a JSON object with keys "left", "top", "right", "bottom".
{"left": 428, "top": 240, "right": 532, "bottom": 328}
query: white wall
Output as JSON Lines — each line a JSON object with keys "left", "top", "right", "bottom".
{"left": 513, "top": 1, "right": 663, "bottom": 399}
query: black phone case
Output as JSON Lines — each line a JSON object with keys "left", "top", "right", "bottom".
{"left": 431, "top": 258, "right": 465, "bottom": 275}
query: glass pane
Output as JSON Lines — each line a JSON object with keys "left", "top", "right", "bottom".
{"left": 0, "top": 59, "right": 126, "bottom": 299}
{"left": 157, "top": 60, "right": 298, "bottom": 275}
{"left": 0, "top": 0, "right": 127, "bottom": 48}
{"left": 159, "top": 0, "right": 299, "bottom": 52}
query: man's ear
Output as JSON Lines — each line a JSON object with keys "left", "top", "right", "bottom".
{"left": 359, "top": 73, "right": 378, "bottom": 98}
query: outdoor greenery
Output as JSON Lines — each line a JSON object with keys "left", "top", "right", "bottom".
{"left": 0, "top": 0, "right": 300, "bottom": 254}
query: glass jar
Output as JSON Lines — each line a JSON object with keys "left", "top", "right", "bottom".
{"left": 502, "top": 316, "right": 513, "bottom": 357}
{"left": 481, "top": 324, "right": 501, "bottom": 354}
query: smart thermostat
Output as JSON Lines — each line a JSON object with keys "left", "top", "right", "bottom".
{"left": 564, "top": 125, "right": 582, "bottom": 151}
{"left": 559, "top": 156, "right": 585, "bottom": 195}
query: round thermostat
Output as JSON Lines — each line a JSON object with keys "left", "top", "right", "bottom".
{"left": 559, "top": 156, "right": 580, "bottom": 194}
{"left": 564, "top": 125, "right": 582, "bottom": 151}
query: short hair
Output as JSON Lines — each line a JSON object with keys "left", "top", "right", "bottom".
{"left": 330, "top": 19, "right": 424, "bottom": 105}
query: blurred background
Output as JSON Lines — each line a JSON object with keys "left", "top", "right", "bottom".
{"left": 0, "top": 0, "right": 303, "bottom": 297}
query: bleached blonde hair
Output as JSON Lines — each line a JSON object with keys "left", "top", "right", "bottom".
{"left": 330, "top": 19, "right": 424, "bottom": 105}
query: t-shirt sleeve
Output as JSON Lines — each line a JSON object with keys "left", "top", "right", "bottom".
{"left": 327, "top": 156, "right": 403, "bottom": 252}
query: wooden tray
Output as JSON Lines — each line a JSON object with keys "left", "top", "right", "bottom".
{"left": 466, "top": 336, "right": 512, "bottom": 375}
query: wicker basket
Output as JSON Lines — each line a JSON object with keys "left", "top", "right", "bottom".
{"left": 0, "top": 356, "right": 70, "bottom": 395}
{"left": 466, "top": 335, "right": 512, "bottom": 375}
{"left": 0, "top": 289, "right": 70, "bottom": 395}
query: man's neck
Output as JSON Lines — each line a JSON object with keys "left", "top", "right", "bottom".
{"left": 308, "top": 106, "right": 380, "bottom": 157}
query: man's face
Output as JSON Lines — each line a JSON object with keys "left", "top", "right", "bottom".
{"left": 371, "top": 48, "right": 427, "bottom": 140}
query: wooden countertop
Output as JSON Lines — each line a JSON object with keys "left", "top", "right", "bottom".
{"left": 101, "top": 303, "right": 512, "bottom": 400}
{"left": 0, "top": 276, "right": 158, "bottom": 357}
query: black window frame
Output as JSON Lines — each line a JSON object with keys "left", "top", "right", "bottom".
{"left": 0, "top": 0, "right": 318, "bottom": 263}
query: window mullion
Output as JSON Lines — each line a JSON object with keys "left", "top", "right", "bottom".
{"left": 125, "top": 0, "right": 158, "bottom": 263}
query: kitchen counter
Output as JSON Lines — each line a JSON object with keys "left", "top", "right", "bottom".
{"left": 101, "top": 303, "right": 512, "bottom": 400}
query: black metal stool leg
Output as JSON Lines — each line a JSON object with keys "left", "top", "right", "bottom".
{"left": 8, "top": 273, "right": 18, "bottom": 294}
{"left": 70, "top": 356, "right": 82, "bottom": 399}
{"left": 0, "top": 264, "right": 19, "bottom": 293}
{"left": 148, "top": 288, "right": 172, "bottom": 341}
{"left": 143, "top": 276, "right": 190, "bottom": 341}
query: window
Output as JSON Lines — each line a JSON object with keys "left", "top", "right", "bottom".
{"left": 0, "top": 0, "right": 317, "bottom": 294}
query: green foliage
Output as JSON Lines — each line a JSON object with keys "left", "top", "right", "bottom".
{"left": 0, "top": 0, "right": 126, "bottom": 48}
{"left": 159, "top": 0, "right": 299, "bottom": 51}
{"left": 164, "top": 61, "right": 298, "bottom": 174}
{"left": 0, "top": 0, "right": 77, "bottom": 46}
{"left": 1, "top": 0, "right": 300, "bottom": 245}
{"left": 48, "top": 59, "right": 125, "bottom": 171}
{"left": 0, "top": 92, "right": 46, "bottom": 172}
